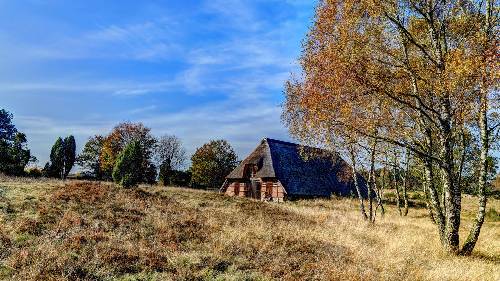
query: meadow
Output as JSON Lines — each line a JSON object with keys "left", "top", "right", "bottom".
{"left": 0, "top": 175, "right": 498, "bottom": 281}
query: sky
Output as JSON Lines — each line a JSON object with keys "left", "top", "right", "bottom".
{"left": 0, "top": 0, "right": 317, "bottom": 166}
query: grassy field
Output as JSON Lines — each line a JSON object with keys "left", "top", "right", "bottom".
{"left": 0, "top": 176, "right": 498, "bottom": 281}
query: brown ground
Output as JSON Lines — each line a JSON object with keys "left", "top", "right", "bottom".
{"left": 0, "top": 176, "right": 498, "bottom": 280}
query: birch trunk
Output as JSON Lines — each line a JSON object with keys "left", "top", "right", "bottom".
{"left": 423, "top": 179, "right": 436, "bottom": 224}
{"left": 459, "top": 0, "right": 493, "bottom": 256}
{"left": 350, "top": 148, "right": 368, "bottom": 220}
{"left": 393, "top": 151, "right": 402, "bottom": 216}
{"left": 424, "top": 158, "right": 446, "bottom": 245}
{"left": 439, "top": 105, "right": 461, "bottom": 254}
{"left": 375, "top": 167, "right": 386, "bottom": 217}
{"left": 402, "top": 148, "right": 410, "bottom": 216}
{"left": 460, "top": 91, "right": 489, "bottom": 255}
{"left": 368, "top": 139, "right": 378, "bottom": 222}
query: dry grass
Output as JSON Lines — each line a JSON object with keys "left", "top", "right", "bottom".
{"left": 0, "top": 175, "right": 498, "bottom": 281}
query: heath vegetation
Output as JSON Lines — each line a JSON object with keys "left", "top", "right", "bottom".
{"left": 0, "top": 176, "right": 498, "bottom": 281}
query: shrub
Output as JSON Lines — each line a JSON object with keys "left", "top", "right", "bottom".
{"left": 169, "top": 170, "right": 192, "bottom": 187}
{"left": 25, "top": 168, "right": 42, "bottom": 178}
{"left": 113, "top": 141, "right": 143, "bottom": 188}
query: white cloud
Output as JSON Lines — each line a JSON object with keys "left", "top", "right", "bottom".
{"left": 0, "top": 0, "right": 316, "bottom": 167}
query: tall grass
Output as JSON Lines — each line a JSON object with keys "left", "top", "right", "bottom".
{"left": 0, "top": 176, "right": 498, "bottom": 280}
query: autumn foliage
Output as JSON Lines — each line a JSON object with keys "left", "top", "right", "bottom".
{"left": 190, "top": 140, "right": 238, "bottom": 189}
{"left": 284, "top": 0, "right": 498, "bottom": 255}
{"left": 100, "top": 122, "right": 156, "bottom": 181}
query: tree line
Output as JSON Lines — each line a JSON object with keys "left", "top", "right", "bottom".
{"left": 283, "top": 0, "right": 498, "bottom": 256}
{"left": 76, "top": 121, "right": 238, "bottom": 189}
{"left": 0, "top": 111, "right": 238, "bottom": 190}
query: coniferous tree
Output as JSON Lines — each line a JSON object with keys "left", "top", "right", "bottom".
{"left": 46, "top": 137, "right": 64, "bottom": 178}
{"left": 63, "top": 135, "right": 76, "bottom": 178}
{"left": 100, "top": 122, "right": 156, "bottom": 180}
{"left": 45, "top": 136, "right": 76, "bottom": 179}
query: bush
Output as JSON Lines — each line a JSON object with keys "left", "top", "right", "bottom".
{"left": 112, "top": 141, "right": 143, "bottom": 188}
{"left": 25, "top": 168, "right": 42, "bottom": 178}
{"left": 169, "top": 170, "right": 192, "bottom": 187}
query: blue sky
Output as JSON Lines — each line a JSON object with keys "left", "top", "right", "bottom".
{"left": 0, "top": 0, "right": 316, "bottom": 165}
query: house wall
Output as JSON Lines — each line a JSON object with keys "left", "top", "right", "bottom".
{"left": 261, "top": 180, "right": 285, "bottom": 202}
{"left": 225, "top": 179, "right": 285, "bottom": 202}
{"left": 225, "top": 181, "right": 250, "bottom": 197}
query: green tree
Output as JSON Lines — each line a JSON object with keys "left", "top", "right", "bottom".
{"left": 63, "top": 135, "right": 76, "bottom": 178}
{"left": 112, "top": 141, "right": 143, "bottom": 188}
{"left": 0, "top": 109, "right": 17, "bottom": 140}
{"left": 190, "top": 140, "right": 238, "bottom": 189}
{"left": 45, "top": 136, "right": 76, "bottom": 179}
{"left": 0, "top": 109, "right": 32, "bottom": 176}
{"left": 46, "top": 137, "right": 65, "bottom": 178}
{"left": 8, "top": 133, "right": 32, "bottom": 176}
{"left": 76, "top": 135, "right": 105, "bottom": 179}
{"left": 100, "top": 122, "right": 157, "bottom": 181}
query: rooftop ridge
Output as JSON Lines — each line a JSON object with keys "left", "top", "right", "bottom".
{"left": 263, "top": 138, "right": 326, "bottom": 151}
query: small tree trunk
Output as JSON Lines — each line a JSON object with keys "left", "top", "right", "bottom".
{"left": 367, "top": 139, "right": 378, "bottom": 222}
{"left": 402, "top": 148, "right": 410, "bottom": 216}
{"left": 460, "top": 0, "right": 492, "bottom": 256}
{"left": 377, "top": 167, "right": 386, "bottom": 216}
{"left": 393, "top": 151, "right": 402, "bottom": 216}
{"left": 460, "top": 81, "right": 490, "bottom": 255}
{"left": 423, "top": 180, "right": 436, "bottom": 224}
{"left": 424, "top": 158, "right": 446, "bottom": 245}
{"left": 457, "top": 128, "right": 467, "bottom": 193}
{"left": 350, "top": 148, "right": 368, "bottom": 220}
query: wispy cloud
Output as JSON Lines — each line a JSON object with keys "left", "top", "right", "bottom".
{"left": 126, "top": 105, "right": 158, "bottom": 115}
{"left": 0, "top": 0, "right": 316, "bottom": 165}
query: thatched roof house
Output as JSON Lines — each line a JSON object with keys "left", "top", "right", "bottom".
{"left": 220, "top": 138, "right": 368, "bottom": 202}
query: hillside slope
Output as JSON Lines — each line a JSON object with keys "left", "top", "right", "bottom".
{"left": 0, "top": 176, "right": 498, "bottom": 280}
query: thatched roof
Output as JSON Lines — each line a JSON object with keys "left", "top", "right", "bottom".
{"left": 226, "top": 138, "right": 367, "bottom": 198}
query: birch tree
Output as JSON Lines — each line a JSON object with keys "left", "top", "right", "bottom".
{"left": 283, "top": 0, "right": 499, "bottom": 255}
